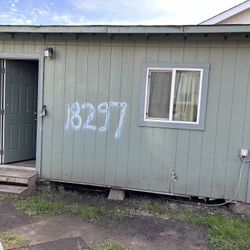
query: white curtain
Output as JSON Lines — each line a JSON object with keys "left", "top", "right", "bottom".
{"left": 173, "top": 71, "right": 200, "bottom": 122}
{"left": 148, "top": 71, "right": 172, "bottom": 118}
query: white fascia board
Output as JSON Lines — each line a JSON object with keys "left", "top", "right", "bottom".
{"left": 200, "top": 0, "right": 250, "bottom": 25}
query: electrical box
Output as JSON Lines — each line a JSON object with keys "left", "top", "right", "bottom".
{"left": 240, "top": 149, "right": 248, "bottom": 158}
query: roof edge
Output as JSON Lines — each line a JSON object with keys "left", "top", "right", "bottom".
{"left": 200, "top": 1, "right": 250, "bottom": 25}
{"left": 0, "top": 25, "right": 250, "bottom": 34}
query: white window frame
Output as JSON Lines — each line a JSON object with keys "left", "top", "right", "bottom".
{"left": 144, "top": 67, "right": 203, "bottom": 125}
{"left": 139, "top": 62, "right": 210, "bottom": 131}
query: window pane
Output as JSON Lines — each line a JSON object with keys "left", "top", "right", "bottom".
{"left": 148, "top": 71, "right": 172, "bottom": 119}
{"left": 173, "top": 71, "right": 200, "bottom": 122}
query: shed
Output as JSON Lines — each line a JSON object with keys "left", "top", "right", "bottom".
{"left": 0, "top": 25, "right": 249, "bottom": 203}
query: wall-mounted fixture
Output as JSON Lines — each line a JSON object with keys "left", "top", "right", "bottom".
{"left": 40, "top": 105, "right": 47, "bottom": 117}
{"left": 43, "top": 48, "right": 53, "bottom": 58}
{"left": 240, "top": 148, "right": 248, "bottom": 158}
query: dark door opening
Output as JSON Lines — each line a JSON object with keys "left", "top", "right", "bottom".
{"left": 0, "top": 59, "right": 38, "bottom": 167}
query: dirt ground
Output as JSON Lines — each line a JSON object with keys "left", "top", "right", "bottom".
{"left": 0, "top": 196, "right": 211, "bottom": 250}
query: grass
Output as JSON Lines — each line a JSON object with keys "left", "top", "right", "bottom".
{"left": 7, "top": 188, "right": 250, "bottom": 250}
{"left": 70, "top": 206, "right": 106, "bottom": 223}
{"left": 17, "top": 190, "right": 62, "bottom": 216}
{"left": 119, "top": 198, "right": 250, "bottom": 250}
{"left": 91, "top": 240, "right": 128, "bottom": 250}
{"left": 143, "top": 201, "right": 167, "bottom": 215}
{"left": 0, "top": 232, "right": 29, "bottom": 249}
{"left": 13, "top": 188, "right": 129, "bottom": 223}
{"left": 70, "top": 205, "right": 129, "bottom": 223}
{"left": 142, "top": 202, "right": 250, "bottom": 250}
{"left": 185, "top": 213, "right": 250, "bottom": 250}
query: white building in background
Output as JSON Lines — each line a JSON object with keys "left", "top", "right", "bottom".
{"left": 201, "top": 0, "right": 250, "bottom": 24}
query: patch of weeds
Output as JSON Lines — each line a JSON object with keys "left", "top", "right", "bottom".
{"left": 180, "top": 212, "right": 250, "bottom": 250}
{"left": 91, "top": 240, "right": 128, "bottom": 250}
{"left": 151, "top": 204, "right": 250, "bottom": 250}
{"left": 0, "top": 232, "right": 29, "bottom": 249}
{"left": 144, "top": 201, "right": 166, "bottom": 215}
{"left": 81, "top": 206, "right": 105, "bottom": 222}
{"left": 130, "top": 198, "right": 250, "bottom": 250}
{"left": 3, "top": 194, "right": 19, "bottom": 202}
{"left": 46, "top": 187, "right": 80, "bottom": 202}
{"left": 111, "top": 206, "right": 129, "bottom": 221}
{"left": 17, "top": 194, "right": 62, "bottom": 216}
{"left": 70, "top": 205, "right": 109, "bottom": 223}
{"left": 70, "top": 204, "right": 129, "bottom": 224}
{"left": 129, "top": 198, "right": 168, "bottom": 216}
{"left": 166, "top": 206, "right": 202, "bottom": 221}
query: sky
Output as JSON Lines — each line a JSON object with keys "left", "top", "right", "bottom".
{"left": 0, "top": 0, "right": 246, "bottom": 25}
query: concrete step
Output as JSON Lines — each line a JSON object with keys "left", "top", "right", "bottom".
{"left": 0, "top": 165, "right": 37, "bottom": 185}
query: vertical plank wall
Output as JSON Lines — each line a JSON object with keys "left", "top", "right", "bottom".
{"left": 1, "top": 34, "right": 249, "bottom": 202}
{"left": 42, "top": 36, "right": 250, "bottom": 202}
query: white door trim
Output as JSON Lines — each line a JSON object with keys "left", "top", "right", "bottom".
{"left": 0, "top": 53, "right": 44, "bottom": 176}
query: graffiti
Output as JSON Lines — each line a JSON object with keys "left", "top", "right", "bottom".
{"left": 109, "top": 102, "right": 127, "bottom": 138}
{"left": 82, "top": 103, "right": 97, "bottom": 131}
{"left": 65, "top": 101, "right": 127, "bottom": 139}
{"left": 98, "top": 102, "right": 110, "bottom": 132}
{"left": 65, "top": 102, "right": 82, "bottom": 130}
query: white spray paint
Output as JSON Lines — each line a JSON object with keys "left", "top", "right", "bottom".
{"left": 65, "top": 101, "right": 127, "bottom": 139}
{"left": 65, "top": 102, "right": 82, "bottom": 130}
{"left": 98, "top": 102, "right": 110, "bottom": 132}
{"left": 109, "top": 101, "right": 127, "bottom": 139}
{"left": 82, "top": 103, "right": 97, "bottom": 131}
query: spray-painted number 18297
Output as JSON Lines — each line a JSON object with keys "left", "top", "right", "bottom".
{"left": 65, "top": 101, "right": 127, "bottom": 139}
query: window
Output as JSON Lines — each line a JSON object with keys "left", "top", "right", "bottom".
{"left": 139, "top": 63, "right": 209, "bottom": 130}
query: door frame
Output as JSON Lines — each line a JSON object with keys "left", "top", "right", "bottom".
{"left": 0, "top": 53, "right": 44, "bottom": 176}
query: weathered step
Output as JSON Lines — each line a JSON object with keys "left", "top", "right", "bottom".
{"left": 0, "top": 165, "right": 37, "bottom": 185}
{"left": 0, "top": 184, "right": 34, "bottom": 198}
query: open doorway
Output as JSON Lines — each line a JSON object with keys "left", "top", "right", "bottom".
{"left": 0, "top": 59, "right": 38, "bottom": 168}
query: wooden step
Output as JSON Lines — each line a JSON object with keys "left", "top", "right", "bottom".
{"left": 0, "top": 165, "right": 37, "bottom": 197}
{"left": 0, "top": 165, "right": 36, "bottom": 172}
{"left": 0, "top": 184, "right": 35, "bottom": 198}
{"left": 0, "top": 165, "right": 37, "bottom": 185}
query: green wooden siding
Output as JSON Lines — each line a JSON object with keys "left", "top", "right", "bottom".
{"left": 0, "top": 35, "right": 249, "bottom": 202}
